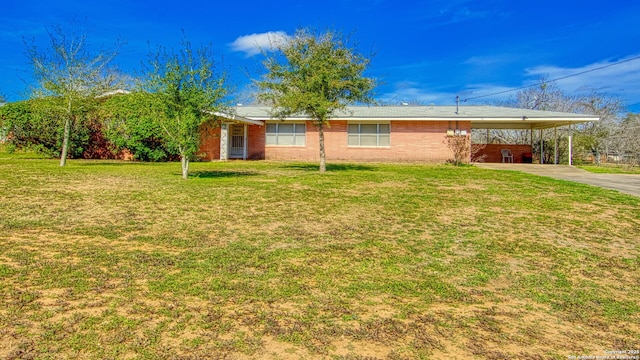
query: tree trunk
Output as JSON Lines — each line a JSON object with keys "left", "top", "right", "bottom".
{"left": 59, "top": 116, "right": 71, "bottom": 167}
{"left": 181, "top": 154, "right": 189, "bottom": 179}
{"left": 318, "top": 123, "right": 326, "bottom": 173}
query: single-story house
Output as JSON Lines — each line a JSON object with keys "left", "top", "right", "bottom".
{"left": 200, "top": 105, "right": 599, "bottom": 163}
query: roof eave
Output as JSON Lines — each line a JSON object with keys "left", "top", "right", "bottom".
{"left": 211, "top": 111, "right": 265, "bottom": 126}
{"left": 471, "top": 117, "right": 599, "bottom": 129}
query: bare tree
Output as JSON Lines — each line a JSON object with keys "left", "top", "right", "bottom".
{"left": 606, "top": 113, "right": 640, "bottom": 166}
{"left": 25, "top": 23, "right": 122, "bottom": 166}
{"left": 487, "top": 77, "right": 624, "bottom": 164}
{"left": 481, "top": 78, "right": 573, "bottom": 146}
{"left": 572, "top": 93, "right": 624, "bottom": 165}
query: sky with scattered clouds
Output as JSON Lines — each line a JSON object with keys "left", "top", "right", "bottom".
{"left": 2, "top": 0, "right": 640, "bottom": 112}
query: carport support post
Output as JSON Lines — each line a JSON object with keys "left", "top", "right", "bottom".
{"left": 540, "top": 129, "right": 544, "bottom": 164}
{"left": 568, "top": 125, "right": 573, "bottom": 166}
{"left": 530, "top": 129, "right": 534, "bottom": 159}
{"left": 554, "top": 127, "right": 558, "bottom": 164}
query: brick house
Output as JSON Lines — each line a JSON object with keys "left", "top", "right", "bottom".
{"left": 199, "top": 105, "right": 598, "bottom": 163}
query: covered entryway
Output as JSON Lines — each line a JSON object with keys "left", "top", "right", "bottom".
{"left": 228, "top": 124, "right": 247, "bottom": 159}
{"left": 216, "top": 112, "right": 264, "bottom": 161}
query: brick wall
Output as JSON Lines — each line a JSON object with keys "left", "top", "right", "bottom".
{"left": 199, "top": 127, "right": 221, "bottom": 161}
{"left": 473, "top": 144, "right": 532, "bottom": 163}
{"left": 264, "top": 120, "right": 469, "bottom": 162}
{"left": 247, "top": 125, "right": 265, "bottom": 160}
{"left": 200, "top": 120, "right": 472, "bottom": 162}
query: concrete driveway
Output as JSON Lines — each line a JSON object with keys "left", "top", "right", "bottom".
{"left": 474, "top": 163, "right": 640, "bottom": 197}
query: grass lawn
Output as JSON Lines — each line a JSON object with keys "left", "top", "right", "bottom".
{"left": 577, "top": 164, "right": 640, "bottom": 175}
{"left": 1, "top": 153, "right": 639, "bottom": 359}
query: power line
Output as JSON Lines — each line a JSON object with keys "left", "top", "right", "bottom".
{"left": 462, "top": 55, "right": 640, "bottom": 102}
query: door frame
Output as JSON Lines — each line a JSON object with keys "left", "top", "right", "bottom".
{"left": 228, "top": 124, "right": 248, "bottom": 160}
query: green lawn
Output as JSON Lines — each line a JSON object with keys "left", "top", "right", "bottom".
{"left": 578, "top": 164, "right": 640, "bottom": 174}
{"left": 1, "top": 153, "right": 638, "bottom": 359}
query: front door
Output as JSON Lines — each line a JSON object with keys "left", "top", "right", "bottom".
{"left": 229, "top": 125, "right": 245, "bottom": 159}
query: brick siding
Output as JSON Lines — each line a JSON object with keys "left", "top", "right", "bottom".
{"left": 200, "top": 120, "right": 472, "bottom": 162}
{"left": 473, "top": 144, "right": 533, "bottom": 163}
{"left": 199, "top": 127, "right": 221, "bottom": 161}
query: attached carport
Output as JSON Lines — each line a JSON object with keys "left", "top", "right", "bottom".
{"left": 468, "top": 108, "right": 600, "bottom": 165}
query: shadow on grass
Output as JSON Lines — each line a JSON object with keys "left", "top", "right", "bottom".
{"left": 75, "top": 160, "right": 137, "bottom": 166}
{"left": 189, "top": 170, "right": 259, "bottom": 178}
{"left": 281, "top": 163, "right": 376, "bottom": 172}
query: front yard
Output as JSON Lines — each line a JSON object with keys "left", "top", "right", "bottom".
{"left": 578, "top": 163, "right": 640, "bottom": 174}
{"left": 0, "top": 153, "right": 638, "bottom": 359}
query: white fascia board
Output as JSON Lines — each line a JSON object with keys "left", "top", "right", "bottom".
{"left": 244, "top": 115, "right": 599, "bottom": 124}
{"left": 258, "top": 117, "right": 309, "bottom": 121}
{"left": 211, "top": 111, "right": 264, "bottom": 126}
{"left": 471, "top": 117, "right": 599, "bottom": 130}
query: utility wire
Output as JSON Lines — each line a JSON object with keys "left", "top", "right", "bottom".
{"left": 462, "top": 55, "right": 640, "bottom": 102}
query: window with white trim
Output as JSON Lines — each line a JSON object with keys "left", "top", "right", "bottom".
{"left": 266, "top": 123, "right": 306, "bottom": 146}
{"left": 347, "top": 123, "right": 390, "bottom": 147}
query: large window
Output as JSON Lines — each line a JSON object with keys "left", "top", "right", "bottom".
{"left": 266, "top": 123, "right": 306, "bottom": 146}
{"left": 348, "top": 123, "right": 390, "bottom": 147}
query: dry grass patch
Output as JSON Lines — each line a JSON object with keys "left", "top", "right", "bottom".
{"left": 0, "top": 156, "right": 638, "bottom": 358}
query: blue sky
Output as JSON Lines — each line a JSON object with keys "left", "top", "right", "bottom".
{"left": 2, "top": 0, "right": 640, "bottom": 112}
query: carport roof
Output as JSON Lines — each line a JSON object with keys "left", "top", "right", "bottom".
{"left": 231, "top": 105, "right": 598, "bottom": 129}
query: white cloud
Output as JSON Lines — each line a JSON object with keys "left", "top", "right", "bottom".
{"left": 525, "top": 55, "right": 640, "bottom": 99}
{"left": 373, "top": 54, "right": 640, "bottom": 112}
{"left": 396, "top": 55, "right": 640, "bottom": 108}
{"left": 463, "top": 54, "right": 518, "bottom": 66}
{"left": 229, "top": 31, "right": 290, "bottom": 57}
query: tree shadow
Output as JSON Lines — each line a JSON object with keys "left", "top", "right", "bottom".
{"left": 75, "top": 160, "right": 133, "bottom": 166}
{"left": 189, "top": 170, "right": 259, "bottom": 178}
{"left": 281, "top": 163, "right": 376, "bottom": 172}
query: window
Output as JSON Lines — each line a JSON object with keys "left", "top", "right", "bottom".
{"left": 266, "top": 123, "right": 306, "bottom": 146}
{"left": 348, "top": 123, "right": 390, "bottom": 147}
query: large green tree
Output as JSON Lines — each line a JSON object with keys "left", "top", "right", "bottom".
{"left": 25, "top": 24, "right": 121, "bottom": 166}
{"left": 100, "top": 92, "right": 175, "bottom": 162}
{"left": 141, "top": 38, "right": 228, "bottom": 179}
{"left": 256, "top": 29, "right": 376, "bottom": 172}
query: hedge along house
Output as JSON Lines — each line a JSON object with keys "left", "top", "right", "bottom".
{"left": 199, "top": 105, "right": 599, "bottom": 163}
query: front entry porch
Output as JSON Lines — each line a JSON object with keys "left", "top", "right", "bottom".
{"left": 228, "top": 124, "right": 247, "bottom": 159}
{"left": 216, "top": 115, "right": 264, "bottom": 161}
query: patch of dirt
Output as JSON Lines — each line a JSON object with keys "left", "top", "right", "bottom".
{"left": 5, "top": 230, "right": 184, "bottom": 256}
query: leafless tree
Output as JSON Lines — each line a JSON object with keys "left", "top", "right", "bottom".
{"left": 484, "top": 77, "right": 625, "bottom": 164}
{"left": 25, "top": 23, "right": 122, "bottom": 166}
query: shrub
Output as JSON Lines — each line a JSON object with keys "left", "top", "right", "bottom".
{"left": 0, "top": 100, "right": 91, "bottom": 158}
